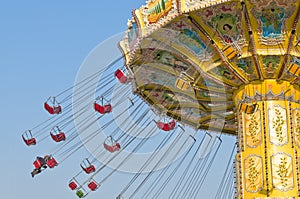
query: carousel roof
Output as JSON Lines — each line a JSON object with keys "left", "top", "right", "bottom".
{"left": 119, "top": 0, "right": 300, "bottom": 135}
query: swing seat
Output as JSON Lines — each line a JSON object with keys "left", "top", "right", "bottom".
{"left": 239, "top": 103, "right": 258, "bottom": 114}
{"left": 46, "top": 157, "right": 58, "bottom": 168}
{"left": 288, "top": 63, "right": 300, "bottom": 76}
{"left": 76, "top": 190, "right": 86, "bottom": 198}
{"left": 157, "top": 120, "right": 176, "bottom": 131}
{"left": 44, "top": 102, "right": 62, "bottom": 115}
{"left": 50, "top": 132, "right": 66, "bottom": 142}
{"left": 88, "top": 181, "right": 99, "bottom": 191}
{"left": 94, "top": 103, "right": 112, "bottom": 114}
{"left": 81, "top": 159, "right": 96, "bottom": 174}
{"left": 115, "top": 69, "right": 127, "bottom": 83}
{"left": 222, "top": 45, "right": 237, "bottom": 60}
{"left": 104, "top": 142, "right": 121, "bottom": 153}
{"left": 22, "top": 135, "right": 36, "bottom": 146}
{"left": 81, "top": 165, "right": 96, "bottom": 174}
{"left": 69, "top": 181, "right": 78, "bottom": 190}
{"left": 33, "top": 159, "right": 44, "bottom": 169}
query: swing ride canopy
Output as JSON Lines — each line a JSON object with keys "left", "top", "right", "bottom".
{"left": 119, "top": 0, "right": 300, "bottom": 136}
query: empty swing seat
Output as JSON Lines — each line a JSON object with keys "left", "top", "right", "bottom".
{"left": 88, "top": 181, "right": 99, "bottom": 191}
{"left": 81, "top": 158, "right": 96, "bottom": 174}
{"left": 157, "top": 120, "right": 176, "bottom": 131}
{"left": 104, "top": 136, "right": 121, "bottom": 153}
{"left": 104, "top": 142, "right": 121, "bottom": 153}
{"left": 50, "top": 131, "right": 66, "bottom": 142}
{"left": 69, "top": 181, "right": 78, "bottom": 190}
{"left": 22, "top": 135, "right": 36, "bottom": 146}
{"left": 82, "top": 165, "right": 96, "bottom": 174}
{"left": 76, "top": 189, "right": 87, "bottom": 198}
{"left": 81, "top": 163, "right": 96, "bottom": 174}
{"left": 115, "top": 69, "right": 127, "bottom": 83}
{"left": 50, "top": 126, "right": 66, "bottom": 142}
{"left": 44, "top": 102, "right": 62, "bottom": 115}
{"left": 46, "top": 157, "right": 58, "bottom": 168}
{"left": 94, "top": 103, "right": 112, "bottom": 114}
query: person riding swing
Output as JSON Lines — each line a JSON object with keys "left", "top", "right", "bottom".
{"left": 31, "top": 155, "right": 51, "bottom": 177}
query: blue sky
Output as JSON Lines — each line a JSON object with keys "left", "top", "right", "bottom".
{"left": 0, "top": 1, "right": 235, "bottom": 199}
{"left": 0, "top": 1, "right": 144, "bottom": 199}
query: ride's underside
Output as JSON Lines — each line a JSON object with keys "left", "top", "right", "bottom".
{"left": 119, "top": 0, "right": 300, "bottom": 136}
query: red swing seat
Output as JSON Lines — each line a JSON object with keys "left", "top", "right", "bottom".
{"left": 23, "top": 136, "right": 36, "bottom": 146}
{"left": 51, "top": 132, "right": 66, "bottom": 142}
{"left": 157, "top": 120, "right": 176, "bottom": 131}
{"left": 104, "top": 142, "right": 121, "bottom": 153}
{"left": 69, "top": 181, "right": 78, "bottom": 190}
{"left": 50, "top": 126, "right": 66, "bottom": 142}
{"left": 44, "top": 102, "right": 62, "bottom": 114}
{"left": 33, "top": 159, "right": 44, "bottom": 169}
{"left": 69, "top": 180, "right": 78, "bottom": 190}
{"left": 46, "top": 156, "right": 58, "bottom": 168}
{"left": 44, "top": 97, "right": 62, "bottom": 115}
{"left": 104, "top": 136, "right": 121, "bottom": 153}
{"left": 115, "top": 69, "right": 128, "bottom": 84}
{"left": 94, "top": 103, "right": 112, "bottom": 114}
{"left": 81, "top": 165, "right": 96, "bottom": 174}
{"left": 22, "top": 130, "right": 36, "bottom": 146}
{"left": 81, "top": 159, "right": 96, "bottom": 174}
{"left": 88, "top": 180, "right": 99, "bottom": 191}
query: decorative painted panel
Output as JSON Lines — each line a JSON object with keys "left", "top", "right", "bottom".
{"left": 244, "top": 109, "right": 262, "bottom": 148}
{"left": 244, "top": 155, "right": 264, "bottom": 193}
{"left": 262, "top": 55, "right": 281, "bottom": 79}
{"left": 197, "top": 1, "right": 245, "bottom": 46}
{"left": 271, "top": 153, "right": 294, "bottom": 192}
{"left": 249, "top": 0, "right": 297, "bottom": 45}
{"left": 268, "top": 105, "right": 288, "bottom": 146}
{"left": 147, "top": 0, "right": 173, "bottom": 24}
{"left": 293, "top": 109, "right": 300, "bottom": 148}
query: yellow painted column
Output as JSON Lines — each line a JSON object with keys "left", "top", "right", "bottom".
{"left": 234, "top": 80, "right": 300, "bottom": 199}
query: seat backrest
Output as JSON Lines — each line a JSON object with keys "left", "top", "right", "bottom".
{"left": 69, "top": 181, "right": 78, "bottom": 190}
{"left": 115, "top": 69, "right": 127, "bottom": 83}
{"left": 76, "top": 190, "right": 85, "bottom": 198}
{"left": 46, "top": 157, "right": 58, "bottom": 168}
{"left": 44, "top": 102, "right": 54, "bottom": 114}
{"left": 94, "top": 102, "right": 101, "bottom": 112}
{"left": 33, "top": 159, "right": 43, "bottom": 169}
{"left": 88, "top": 181, "right": 98, "bottom": 191}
